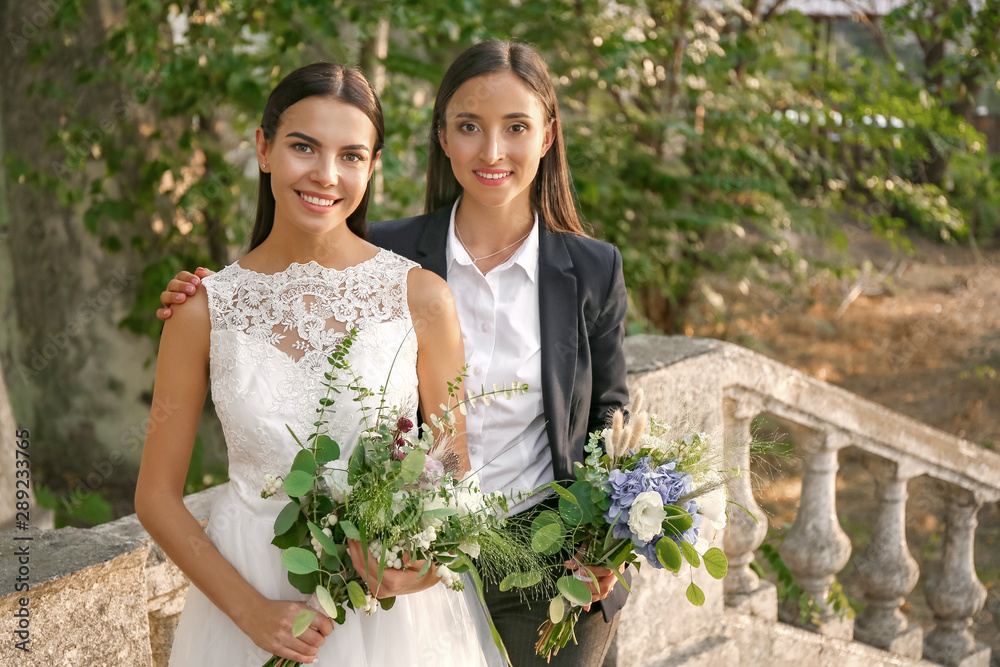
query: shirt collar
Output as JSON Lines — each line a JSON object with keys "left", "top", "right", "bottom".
{"left": 446, "top": 198, "right": 539, "bottom": 282}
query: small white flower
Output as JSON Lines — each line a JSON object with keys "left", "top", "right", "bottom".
{"left": 628, "top": 490, "right": 668, "bottom": 543}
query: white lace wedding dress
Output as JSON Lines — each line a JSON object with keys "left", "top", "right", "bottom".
{"left": 167, "top": 249, "right": 504, "bottom": 667}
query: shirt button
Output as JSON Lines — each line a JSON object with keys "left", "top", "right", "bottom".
{"left": 474, "top": 367, "right": 482, "bottom": 376}
{"left": 480, "top": 323, "right": 490, "bottom": 333}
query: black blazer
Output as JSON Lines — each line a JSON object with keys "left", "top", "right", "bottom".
{"left": 369, "top": 204, "right": 631, "bottom": 620}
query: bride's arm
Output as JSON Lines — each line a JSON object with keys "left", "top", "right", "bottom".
{"left": 407, "top": 268, "right": 469, "bottom": 473}
{"left": 135, "top": 289, "right": 332, "bottom": 664}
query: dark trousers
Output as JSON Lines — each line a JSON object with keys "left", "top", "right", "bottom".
{"left": 484, "top": 584, "right": 620, "bottom": 667}
{"left": 482, "top": 499, "right": 622, "bottom": 666}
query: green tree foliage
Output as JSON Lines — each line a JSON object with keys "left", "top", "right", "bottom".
{"left": 10, "top": 0, "right": 998, "bottom": 334}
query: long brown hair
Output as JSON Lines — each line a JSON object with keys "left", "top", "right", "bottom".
{"left": 249, "top": 62, "right": 385, "bottom": 249}
{"left": 425, "top": 40, "right": 587, "bottom": 236}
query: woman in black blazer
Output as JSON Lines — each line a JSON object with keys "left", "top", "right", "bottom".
{"left": 158, "top": 40, "right": 630, "bottom": 667}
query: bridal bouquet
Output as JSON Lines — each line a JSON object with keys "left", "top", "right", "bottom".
{"left": 505, "top": 390, "right": 731, "bottom": 661}
{"left": 259, "top": 329, "right": 537, "bottom": 667}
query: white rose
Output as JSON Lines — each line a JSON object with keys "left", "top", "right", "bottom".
{"left": 628, "top": 490, "right": 667, "bottom": 543}
{"left": 458, "top": 540, "right": 481, "bottom": 558}
{"left": 698, "top": 484, "right": 728, "bottom": 533}
{"left": 324, "top": 461, "right": 352, "bottom": 504}
{"left": 454, "top": 473, "right": 486, "bottom": 517}
{"left": 421, "top": 495, "right": 449, "bottom": 528}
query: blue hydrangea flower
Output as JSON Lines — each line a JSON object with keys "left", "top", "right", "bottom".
{"left": 640, "top": 500, "right": 702, "bottom": 569}
{"left": 603, "top": 458, "right": 695, "bottom": 548}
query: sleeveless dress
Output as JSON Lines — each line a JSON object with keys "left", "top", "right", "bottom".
{"left": 167, "top": 249, "right": 504, "bottom": 667}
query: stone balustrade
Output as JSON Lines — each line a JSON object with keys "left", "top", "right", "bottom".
{"left": 2, "top": 335, "right": 998, "bottom": 666}
{"left": 616, "top": 335, "right": 1000, "bottom": 667}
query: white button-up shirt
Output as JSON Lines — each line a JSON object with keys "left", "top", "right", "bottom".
{"left": 446, "top": 200, "right": 553, "bottom": 512}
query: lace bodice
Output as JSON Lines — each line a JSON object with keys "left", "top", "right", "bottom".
{"left": 203, "top": 250, "right": 420, "bottom": 507}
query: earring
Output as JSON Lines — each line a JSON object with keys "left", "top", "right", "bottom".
{"left": 260, "top": 163, "right": 267, "bottom": 171}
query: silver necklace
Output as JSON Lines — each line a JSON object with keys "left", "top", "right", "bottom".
{"left": 455, "top": 223, "right": 531, "bottom": 263}
{"left": 455, "top": 223, "right": 534, "bottom": 263}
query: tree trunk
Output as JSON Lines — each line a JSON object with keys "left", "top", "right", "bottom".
{"left": 0, "top": 0, "right": 155, "bottom": 516}
{"left": 360, "top": 16, "right": 390, "bottom": 207}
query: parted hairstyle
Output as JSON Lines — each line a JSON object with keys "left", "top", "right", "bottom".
{"left": 249, "top": 62, "right": 385, "bottom": 249}
{"left": 425, "top": 40, "right": 587, "bottom": 236}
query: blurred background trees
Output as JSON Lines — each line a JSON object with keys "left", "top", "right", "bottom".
{"left": 2, "top": 0, "right": 998, "bottom": 524}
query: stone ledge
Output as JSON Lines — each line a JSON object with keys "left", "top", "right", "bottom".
{"left": 727, "top": 612, "right": 940, "bottom": 666}
{"left": 0, "top": 484, "right": 224, "bottom": 598}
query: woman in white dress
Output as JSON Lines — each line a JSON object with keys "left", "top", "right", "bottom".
{"left": 135, "top": 62, "right": 503, "bottom": 667}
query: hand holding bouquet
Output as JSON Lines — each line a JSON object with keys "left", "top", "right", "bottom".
{"left": 505, "top": 390, "right": 731, "bottom": 661}
{"left": 259, "top": 329, "right": 537, "bottom": 666}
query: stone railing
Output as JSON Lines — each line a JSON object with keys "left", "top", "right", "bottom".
{"left": 2, "top": 335, "right": 998, "bottom": 666}
{"left": 610, "top": 335, "right": 1000, "bottom": 667}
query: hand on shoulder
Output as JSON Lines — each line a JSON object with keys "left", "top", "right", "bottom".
{"left": 157, "top": 267, "right": 216, "bottom": 321}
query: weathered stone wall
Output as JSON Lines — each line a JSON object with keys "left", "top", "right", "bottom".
{"left": 0, "top": 485, "right": 222, "bottom": 666}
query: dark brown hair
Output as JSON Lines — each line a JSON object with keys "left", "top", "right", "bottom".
{"left": 249, "top": 62, "right": 385, "bottom": 249}
{"left": 425, "top": 40, "right": 586, "bottom": 235}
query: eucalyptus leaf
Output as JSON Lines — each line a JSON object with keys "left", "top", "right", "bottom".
{"left": 292, "top": 610, "right": 317, "bottom": 637}
{"left": 339, "top": 520, "right": 361, "bottom": 541}
{"left": 531, "top": 520, "right": 565, "bottom": 555}
{"left": 347, "top": 580, "right": 368, "bottom": 609}
{"left": 548, "top": 482, "right": 578, "bottom": 504}
{"left": 500, "top": 571, "right": 542, "bottom": 591}
{"left": 702, "top": 547, "right": 728, "bottom": 580}
{"left": 291, "top": 449, "right": 317, "bottom": 475}
{"left": 549, "top": 596, "right": 566, "bottom": 624}
{"left": 307, "top": 521, "right": 338, "bottom": 556}
{"left": 557, "top": 575, "right": 592, "bottom": 607}
{"left": 273, "top": 501, "right": 300, "bottom": 536}
{"left": 282, "top": 548, "right": 319, "bottom": 575}
{"left": 282, "top": 470, "right": 315, "bottom": 498}
{"left": 680, "top": 541, "right": 701, "bottom": 568}
{"left": 530, "top": 510, "right": 565, "bottom": 555}
{"left": 315, "top": 435, "right": 340, "bottom": 466}
{"left": 400, "top": 450, "right": 426, "bottom": 484}
{"left": 662, "top": 505, "right": 694, "bottom": 536}
{"left": 656, "top": 538, "right": 682, "bottom": 573}
{"left": 686, "top": 582, "right": 706, "bottom": 606}
{"left": 314, "top": 586, "right": 338, "bottom": 618}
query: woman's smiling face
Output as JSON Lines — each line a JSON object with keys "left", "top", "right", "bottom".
{"left": 257, "top": 95, "right": 378, "bottom": 237}
{"left": 438, "top": 71, "right": 555, "bottom": 211}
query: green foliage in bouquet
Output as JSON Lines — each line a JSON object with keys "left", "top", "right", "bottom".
{"left": 259, "top": 328, "right": 543, "bottom": 667}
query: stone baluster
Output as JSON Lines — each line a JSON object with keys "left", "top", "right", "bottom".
{"left": 924, "top": 485, "right": 990, "bottom": 667}
{"left": 722, "top": 395, "right": 776, "bottom": 619}
{"left": 853, "top": 456, "right": 922, "bottom": 657}
{"left": 779, "top": 428, "right": 853, "bottom": 638}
